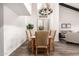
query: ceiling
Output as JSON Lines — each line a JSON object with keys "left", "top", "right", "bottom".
{"left": 4, "top": 3, "right": 30, "bottom": 16}
{"left": 66, "top": 3, "right": 79, "bottom": 9}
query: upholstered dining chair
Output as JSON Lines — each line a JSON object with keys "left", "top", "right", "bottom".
{"left": 26, "top": 30, "right": 32, "bottom": 51}
{"left": 35, "top": 31, "right": 50, "bottom": 55}
{"left": 50, "top": 30, "right": 56, "bottom": 51}
{"left": 26, "top": 30, "right": 32, "bottom": 41}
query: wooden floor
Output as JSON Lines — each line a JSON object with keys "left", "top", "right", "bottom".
{"left": 10, "top": 41, "right": 79, "bottom": 56}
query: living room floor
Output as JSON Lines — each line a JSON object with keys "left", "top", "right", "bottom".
{"left": 10, "top": 41, "right": 79, "bottom": 56}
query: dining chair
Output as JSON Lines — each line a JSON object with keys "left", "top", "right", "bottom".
{"left": 26, "top": 30, "right": 31, "bottom": 41}
{"left": 50, "top": 30, "right": 56, "bottom": 51}
{"left": 26, "top": 30, "right": 32, "bottom": 51}
{"left": 35, "top": 31, "right": 50, "bottom": 55}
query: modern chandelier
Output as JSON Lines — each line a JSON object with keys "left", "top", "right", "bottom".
{"left": 39, "top": 3, "right": 53, "bottom": 16}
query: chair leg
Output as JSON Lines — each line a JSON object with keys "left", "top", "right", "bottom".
{"left": 53, "top": 45, "right": 54, "bottom": 52}
{"left": 36, "top": 48, "right": 37, "bottom": 55}
{"left": 32, "top": 46, "right": 34, "bottom": 55}
{"left": 46, "top": 48, "right": 49, "bottom": 56}
{"left": 46, "top": 48, "right": 47, "bottom": 55}
{"left": 49, "top": 47, "right": 50, "bottom": 55}
{"left": 53, "top": 41, "right": 55, "bottom": 52}
{"left": 52, "top": 45, "right": 54, "bottom": 55}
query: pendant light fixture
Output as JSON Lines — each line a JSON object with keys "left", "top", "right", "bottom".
{"left": 39, "top": 3, "right": 53, "bottom": 16}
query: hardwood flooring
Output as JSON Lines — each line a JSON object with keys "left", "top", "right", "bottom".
{"left": 10, "top": 41, "right": 79, "bottom": 56}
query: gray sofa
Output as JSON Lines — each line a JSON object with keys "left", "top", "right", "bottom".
{"left": 64, "top": 32, "right": 79, "bottom": 44}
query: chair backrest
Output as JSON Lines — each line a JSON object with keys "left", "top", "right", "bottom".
{"left": 50, "top": 30, "right": 56, "bottom": 40}
{"left": 26, "top": 30, "right": 32, "bottom": 41}
{"left": 53, "top": 30, "right": 56, "bottom": 40}
{"left": 35, "top": 31, "right": 49, "bottom": 46}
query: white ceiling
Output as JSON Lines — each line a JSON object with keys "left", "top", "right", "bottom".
{"left": 4, "top": 3, "right": 30, "bottom": 16}
{"left": 66, "top": 3, "right": 79, "bottom": 9}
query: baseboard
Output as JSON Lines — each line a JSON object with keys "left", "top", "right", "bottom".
{"left": 5, "top": 39, "right": 26, "bottom": 56}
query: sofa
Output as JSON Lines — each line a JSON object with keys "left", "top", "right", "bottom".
{"left": 64, "top": 32, "right": 79, "bottom": 44}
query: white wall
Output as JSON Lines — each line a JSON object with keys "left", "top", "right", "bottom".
{"left": 59, "top": 5, "right": 79, "bottom": 31}
{"left": 0, "top": 4, "right": 4, "bottom": 56}
{"left": 4, "top": 5, "right": 26, "bottom": 56}
{"left": 50, "top": 3, "right": 59, "bottom": 41}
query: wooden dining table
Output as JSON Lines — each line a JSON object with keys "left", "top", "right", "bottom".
{"left": 30, "top": 35, "right": 53, "bottom": 55}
